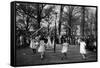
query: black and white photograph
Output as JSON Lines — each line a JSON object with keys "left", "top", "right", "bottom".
{"left": 11, "top": 1, "right": 97, "bottom": 67}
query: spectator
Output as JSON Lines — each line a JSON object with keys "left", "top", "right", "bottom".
{"left": 19, "top": 35, "right": 23, "bottom": 46}
{"left": 30, "top": 38, "right": 37, "bottom": 54}
{"left": 93, "top": 41, "right": 96, "bottom": 51}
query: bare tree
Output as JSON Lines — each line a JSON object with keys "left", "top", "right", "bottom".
{"left": 63, "top": 6, "right": 81, "bottom": 37}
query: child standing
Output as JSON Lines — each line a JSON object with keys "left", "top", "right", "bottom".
{"left": 38, "top": 40, "right": 46, "bottom": 60}
{"left": 80, "top": 39, "right": 87, "bottom": 59}
{"left": 61, "top": 39, "right": 69, "bottom": 60}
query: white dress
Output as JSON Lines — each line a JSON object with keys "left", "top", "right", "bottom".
{"left": 47, "top": 36, "right": 52, "bottom": 47}
{"left": 94, "top": 41, "right": 96, "bottom": 47}
{"left": 51, "top": 39, "right": 54, "bottom": 48}
{"left": 30, "top": 39, "right": 37, "bottom": 49}
{"left": 61, "top": 43, "right": 68, "bottom": 53}
{"left": 20, "top": 35, "right": 23, "bottom": 46}
{"left": 80, "top": 41, "right": 86, "bottom": 54}
{"left": 38, "top": 40, "right": 45, "bottom": 53}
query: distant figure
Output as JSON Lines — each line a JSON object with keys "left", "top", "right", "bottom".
{"left": 93, "top": 41, "right": 96, "bottom": 47}
{"left": 51, "top": 39, "right": 54, "bottom": 48}
{"left": 61, "top": 40, "right": 69, "bottom": 60}
{"left": 35, "top": 36, "right": 40, "bottom": 46}
{"left": 79, "top": 39, "right": 87, "bottom": 59}
{"left": 93, "top": 41, "right": 96, "bottom": 51}
{"left": 47, "top": 36, "right": 52, "bottom": 48}
{"left": 38, "top": 40, "right": 46, "bottom": 60}
{"left": 77, "top": 38, "right": 80, "bottom": 43}
{"left": 19, "top": 35, "right": 23, "bottom": 46}
{"left": 26, "top": 37, "right": 30, "bottom": 46}
{"left": 75, "top": 37, "right": 78, "bottom": 45}
{"left": 30, "top": 39, "right": 37, "bottom": 54}
{"left": 77, "top": 38, "right": 81, "bottom": 45}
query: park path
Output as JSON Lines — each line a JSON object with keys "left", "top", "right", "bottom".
{"left": 16, "top": 45, "right": 97, "bottom": 66}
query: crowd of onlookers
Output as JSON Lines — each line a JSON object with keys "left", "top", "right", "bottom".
{"left": 16, "top": 34, "right": 97, "bottom": 52}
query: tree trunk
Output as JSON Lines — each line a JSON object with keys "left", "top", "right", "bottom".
{"left": 58, "top": 5, "right": 63, "bottom": 35}
{"left": 68, "top": 15, "right": 72, "bottom": 37}
{"left": 26, "top": 16, "right": 30, "bottom": 31}
{"left": 37, "top": 4, "right": 41, "bottom": 29}
{"left": 68, "top": 6, "right": 72, "bottom": 38}
{"left": 81, "top": 7, "right": 85, "bottom": 37}
{"left": 58, "top": 5, "right": 63, "bottom": 44}
{"left": 48, "top": 23, "right": 50, "bottom": 36}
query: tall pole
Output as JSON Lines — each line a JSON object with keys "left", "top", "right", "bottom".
{"left": 54, "top": 13, "right": 57, "bottom": 53}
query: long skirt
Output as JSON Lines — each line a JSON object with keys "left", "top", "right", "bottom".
{"left": 38, "top": 46, "right": 45, "bottom": 53}
{"left": 80, "top": 48, "right": 86, "bottom": 54}
{"left": 61, "top": 46, "right": 68, "bottom": 53}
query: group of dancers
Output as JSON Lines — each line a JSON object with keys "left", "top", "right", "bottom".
{"left": 29, "top": 35, "right": 87, "bottom": 60}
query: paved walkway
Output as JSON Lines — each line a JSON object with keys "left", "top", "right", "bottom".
{"left": 16, "top": 45, "right": 97, "bottom": 66}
